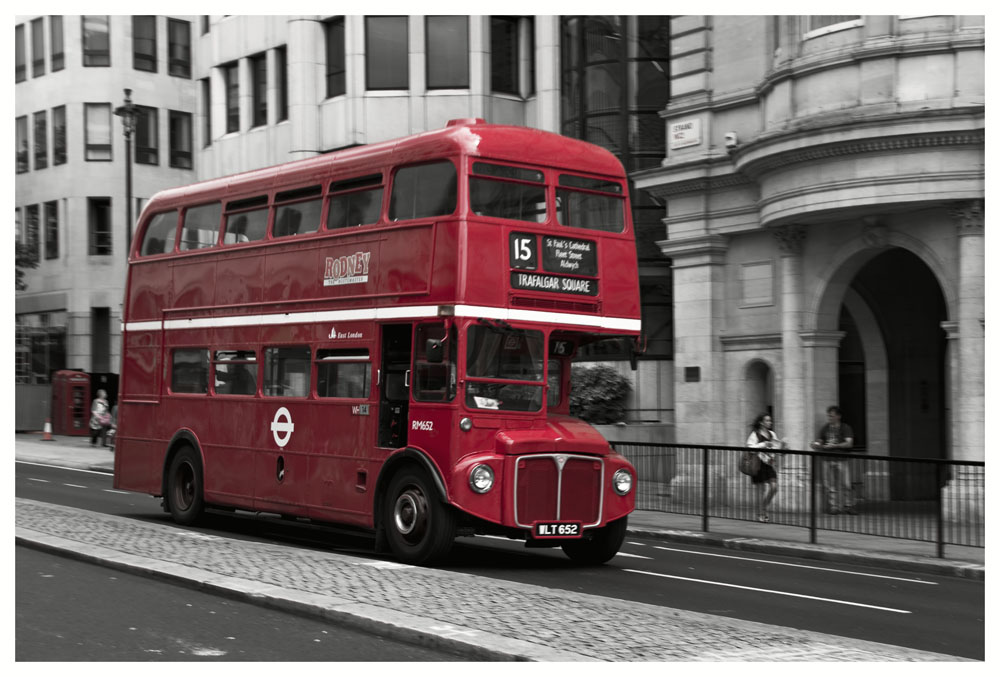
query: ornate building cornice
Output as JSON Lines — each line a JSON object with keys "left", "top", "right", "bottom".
{"left": 739, "top": 130, "right": 984, "bottom": 181}
{"left": 719, "top": 332, "right": 782, "bottom": 352}
{"left": 773, "top": 225, "right": 806, "bottom": 255}
{"left": 950, "top": 200, "right": 984, "bottom": 236}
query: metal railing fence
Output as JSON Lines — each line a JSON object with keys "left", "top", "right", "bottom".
{"left": 611, "top": 441, "right": 985, "bottom": 558}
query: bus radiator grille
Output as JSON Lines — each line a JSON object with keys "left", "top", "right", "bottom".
{"left": 514, "top": 455, "right": 602, "bottom": 527}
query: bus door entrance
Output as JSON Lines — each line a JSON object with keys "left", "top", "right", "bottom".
{"left": 378, "top": 324, "right": 412, "bottom": 448}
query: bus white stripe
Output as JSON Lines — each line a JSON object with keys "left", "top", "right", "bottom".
{"left": 125, "top": 305, "right": 640, "bottom": 333}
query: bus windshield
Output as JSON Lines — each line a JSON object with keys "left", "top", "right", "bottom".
{"left": 465, "top": 323, "right": 544, "bottom": 411}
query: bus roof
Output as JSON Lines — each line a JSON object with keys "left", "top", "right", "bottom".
{"left": 144, "top": 120, "right": 627, "bottom": 210}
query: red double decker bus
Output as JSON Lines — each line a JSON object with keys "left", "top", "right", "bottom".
{"left": 114, "top": 119, "right": 641, "bottom": 565}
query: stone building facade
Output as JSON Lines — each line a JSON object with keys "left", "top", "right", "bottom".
{"left": 633, "top": 16, "right": 984, "bottom": 477}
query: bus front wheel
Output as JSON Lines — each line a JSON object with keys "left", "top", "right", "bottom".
{"left": 166, "top": 445, "right": 204, "bottom": 526}
{"left": 383, "top": 468, "right": 456, "bottom": 565}
{"left": 561, "top": 517, "right": 628, "bottom": 565}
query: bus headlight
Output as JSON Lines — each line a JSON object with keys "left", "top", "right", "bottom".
{"left": 469, "top": 464, "right": 494, "bottom": 494}
{"left": 612, "top": 468, "right": 633, "bottom": 496}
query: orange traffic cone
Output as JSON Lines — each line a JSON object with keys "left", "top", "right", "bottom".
{"left": 41, "top": 418, "right": 54, "bottom": 441}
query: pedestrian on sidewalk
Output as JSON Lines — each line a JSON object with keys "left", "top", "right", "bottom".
{"left": 746, "top": 413, "right": 782, "bottom": 523}
{"left": 811, "top": 405, "right": 856, "bottom": 515}
{"left": 90, "top": 389, "right": 112, "bottom": 447}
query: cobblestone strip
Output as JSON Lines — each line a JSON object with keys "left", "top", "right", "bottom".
{"left": 15, "top": 498, "right": 964, "bottom": 662}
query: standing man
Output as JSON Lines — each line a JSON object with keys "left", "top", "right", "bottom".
{"left": 811, "top": 405, "right": 856, "bottom": 515}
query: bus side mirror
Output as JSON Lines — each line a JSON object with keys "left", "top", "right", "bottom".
{"left": 426, "top": 339, "right": 444, "bottom": 364}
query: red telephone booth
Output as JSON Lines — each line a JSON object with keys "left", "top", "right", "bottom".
{"left": 52, "top": 370, "right": 91, "bottom": 436}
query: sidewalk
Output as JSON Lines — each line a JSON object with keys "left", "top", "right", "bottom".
{"left": 14, "top": 432, "right": 982, "bottom": 661}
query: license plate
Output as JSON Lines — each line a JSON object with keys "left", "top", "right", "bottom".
{"left": 533, "top": 522, "right": 582, "bottom": 539}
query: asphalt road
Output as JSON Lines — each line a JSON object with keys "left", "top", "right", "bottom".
{"left": 16, "top": 460, "right": 985, "bottom": 660}
{"left": 16, "top": 546, "right": 463, "bottom": 661}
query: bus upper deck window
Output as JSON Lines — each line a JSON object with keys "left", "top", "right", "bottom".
{"left": 223, "top": 195, "right": 268, "bottom": 245}
{"left": 179, "top": 202, "right": 222, "bottom": 251}
{"left": 556, "top": 175, "right": 625, "bottom": 233}
{"left": 327, "top": 174, "right": 383, "bottom": 229}
{"left": 273, "top": 185, "right": 322, "bottom": 238}
{"left": 389, "top": 161, "right": 457, "bottom": 221}
{"left": 140, "top": 210, "right": 178, "bottom": 256}
{"left": 469, "top": 162, "right": 546, "bottom": 223}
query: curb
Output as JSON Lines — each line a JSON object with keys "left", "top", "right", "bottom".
{"left": 16, "top": 528, "right": 588, "bottom": 662}
{"left": 626, "top": 526, "right": 985, "bottom": 581}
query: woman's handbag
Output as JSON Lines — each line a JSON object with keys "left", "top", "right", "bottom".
{"left": 739, "top": 451, "right": 761, "bottom": 476}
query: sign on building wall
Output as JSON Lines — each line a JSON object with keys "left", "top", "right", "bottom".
{"left": 670, "top": 118, "right": 701, "bottom": 150}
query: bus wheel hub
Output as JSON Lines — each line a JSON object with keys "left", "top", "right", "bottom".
{"left": 393, "top": 488, "right": 427, "bottom": 538}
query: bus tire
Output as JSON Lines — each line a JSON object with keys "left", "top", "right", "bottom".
{"left": 560, "top": 517, "right": 628, "bottom": 565}
{"left": 383, "top": 467, "right": 456, "bottom": 565}
{"left": 166, "top": 445, "right": 204, "bottom": 526}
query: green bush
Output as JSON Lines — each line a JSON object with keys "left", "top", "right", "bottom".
{"left": 569, "top": 364, "right": 631, "bottom": 424}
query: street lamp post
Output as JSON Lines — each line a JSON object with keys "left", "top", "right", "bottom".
{"left": 114, "top": 88, "right": 137, "bottom": 257}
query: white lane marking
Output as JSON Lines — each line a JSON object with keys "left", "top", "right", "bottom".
{"left": 623, "top": 568, "right": 911, "bottom": 614}
{"left": 103, "top": 489, "right": 131, "bottom": 495}
{"left": 26, "top": 478, "right": 50, "bottom": 483}
{"left": 652, "top": 545, "right": 938, "bottom": 585}
{"left": 627, "top": 541, "right": 646, "bottom": 546}
{"left": 614, "top": 552, "right": 653, "bottom": 560}
{"left": 63, "top": 483, "right": 88, "bottom": 489}
{"left": 16, "top": 461, "right": 112, "bottom": 476}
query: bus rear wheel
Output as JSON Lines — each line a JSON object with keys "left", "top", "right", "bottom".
{"left": 561, "top": 517, "right": 627, "bottom": 565}
{"left": 166, "top": 445, "right": 204, "bottom": 526}
{"left": 383, "top": 468, "right": 456, "bottom": 565}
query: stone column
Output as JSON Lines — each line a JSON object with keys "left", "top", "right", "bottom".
{"left": 772, "top": 226, "right": 810, "bottom": 512}
{"left": 286, "top": 17, "right": 324, "bottom": 160}
{"left": 657, "top": 234, "right": 728, "bottom": 507}
{"left": 800, "top": 329, "right": 845, "bottom": 512}
{"left": 942, "top": 201, "right": 984, "bottom": 522}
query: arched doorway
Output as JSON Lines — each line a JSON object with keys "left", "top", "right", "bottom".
{"left": 837, "top": 248, "right": 948, "bottom": 498}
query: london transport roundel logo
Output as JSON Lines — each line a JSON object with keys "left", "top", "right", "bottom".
{"left": 271, "top": 407, "right": 295, "bottom": 448}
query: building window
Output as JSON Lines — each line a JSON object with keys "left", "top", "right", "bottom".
{"left": 26, "top": 205, "right": 40, "bottom": 264}
{"left": 33, "top": 110, "right": 47, "bottom": 170}
{"left": 223, "top": 62, "right": 239, "bottom": 133}
{"left": 561, "top": 15, "right": 669, "bottom": 172}
{"left": 31, "top": 18, "right": 45, "bottom": 77}
{"left": 16, "top": 116, "right": 29, "bottom": 173}
{"left": 250, "top": 52, "right": 267, "bottom": 127}
{"left": 200, "top": 77, "right": 211, "bottom": 146}
{"left": 562, "top": 15, "right": 673, "bottom": 357}
{"left": 135, "top": 105, "right": 159, "bottom": 165}
{"left": 16, "top": 24, "right": 26, "bottom": 82}
{"left": 133, "top": 15, "right": 157, "bottom": 72}
{"left": 85, "top": 103, "right": 112, "bottom": 161}
{"left": 807, "top": 15, "right": 861, "bottom": 32}
{"left": 15, "top": 312, "right": 67, "bottom": 385}
{"left": 365, "top": 16, "right": 408, "bottom": 90}
{"left": 275, "top": 46, "right": 288, "bottom": 122}
{"left": 325, "top": 17, "right": 346, "bottom": 98}
{"left": 169, "top": 111, "right": 193, "bottom": 169}
{"left": 168, "top": 18, "right": 191, "bottom": 78}
{"left": 491, "top": 16, "right": 535, "bottom": 97}
{"left": 426, "top": 16, "right": 469, "bottom": 89}
{"left": 52, "top": 105, "right": 66, "bottom": 165}
{"left": 44, "top": 201, "right": 59, "bottom": 260}
{"left": 82, "top": 16, "right": 111, "bottom": 67}
{"left": 50, "top": 16, "right": 64, "bottom": 72}
{"left": 88, "top": 197, "right": 113, "bottom": 255}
